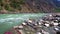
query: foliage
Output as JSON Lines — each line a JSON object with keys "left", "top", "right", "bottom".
{"left": 55, "top": 8, "right": 60, "bottom": 12}
{"left": 0, "top": 0, "right": 25, "bottom": 11}
{"left": 4, "top": 4, "right": 13, "bottom": 11}
{"left": 0, "top": 6, "right": 2, "bottom": 10}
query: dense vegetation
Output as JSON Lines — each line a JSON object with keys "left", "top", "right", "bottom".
{"left": 0, "top": 0, "right": 25, "bottom": 13}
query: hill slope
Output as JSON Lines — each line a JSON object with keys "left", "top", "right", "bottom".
{"left": 0, "top": 0, "right": 60, "bottom": 13}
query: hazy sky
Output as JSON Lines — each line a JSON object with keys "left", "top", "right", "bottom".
{"left": 57, "top": 0, "right": 60, "bottom": 1}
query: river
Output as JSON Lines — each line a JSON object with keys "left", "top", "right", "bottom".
{"left": 0, "top": 13, "right": 47, "bottom": 34}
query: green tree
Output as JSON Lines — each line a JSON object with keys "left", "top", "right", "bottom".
{"left": 4, "top": 4, "right": 13, "bottom": 11}
{"left": 10, "top": 0, "right": 25, "bottom": 10}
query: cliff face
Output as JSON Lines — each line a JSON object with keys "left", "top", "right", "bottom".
{"left": 25, "top": 0, "right": 56, "bottom": 12}
{"left": 21, "top": 0, "right": 60, "bottom": 12}
{"left": 0, "top": 0, "right": 60, "bottom": 13}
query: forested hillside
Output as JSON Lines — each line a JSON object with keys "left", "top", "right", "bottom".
{"left": 0, "top": 0, "right": 60, "bottom": 13}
